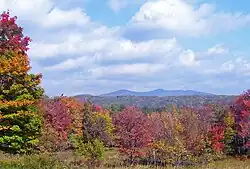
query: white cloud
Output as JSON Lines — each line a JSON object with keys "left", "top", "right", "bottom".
{"left": 203, "top": 57, "right": 250, "bottom": 76}
{"left": 41, "top": 7, "right": 89, "bottom": 28}
{"left": 0, "top": 0, "right": 89, "bottom": 28}
{"left": 131, "top": 0, "right": 250, "bottom": 36}
{"left": 196, "top": 44, "right": 229, "bottom": 60}
{"left": 106, "top": 38, "right": 181, "bottom": 61}
{"left": 90, "top": 63, "right": 166, "bottom": 77}
{"left": 29, "top": 29, "right": 182, "bottom": 64}
{"left": 206, "top": 44, "right": 229, "bottom": 55}
{"left": 44, "top": 55, "right": 97, "bottom": 71}
{"left": 179, "top": 49, "right": 199, "bottom": 66}
{"left": 0, "top": 0, "right": 52, "bottom": 18}
{"left": 38, "top": 35, "right": 182, "bottom": 74}
{"left": 220, "top": 61, "right": 235, "bottom": 72}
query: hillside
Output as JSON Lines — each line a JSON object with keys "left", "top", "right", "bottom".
{"left": 74, "top": 95, "right": 237, "bottom": 108}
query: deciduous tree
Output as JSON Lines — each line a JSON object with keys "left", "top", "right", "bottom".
{"left": 39, "top": 96, "right": 83, "bottom": 152}
{"left": 113, "top": 106, "right": 152, "bottom": 164}
{"left": 0, "top": 11, "right": 44, "bottom": 153}
{"left": 231, "top": 90, "right": 250, "bottom": 155}
{"left": 70, "top": 102, "right": 113, "bottom": 168}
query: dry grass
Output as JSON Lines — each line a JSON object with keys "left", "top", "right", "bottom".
{"left": 100, "top": 158, "right": 250, "bottom": 169}
{"left": 100, "top": 148, "right": 250, "bottom": 169}
{"left": 1, "top": 149, "right": 250, "bottom": 169}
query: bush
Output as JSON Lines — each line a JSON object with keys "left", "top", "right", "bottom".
{"left": 71, "top": 136, "right": 105, "bottom": 168}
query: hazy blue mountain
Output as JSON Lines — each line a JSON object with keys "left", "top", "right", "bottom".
{"left": 99, "top": 89, "right": 215, "bottom": 97}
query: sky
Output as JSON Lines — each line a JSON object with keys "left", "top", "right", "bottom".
{"left": 1, "top": 0, "right": 250, "bottom": 96}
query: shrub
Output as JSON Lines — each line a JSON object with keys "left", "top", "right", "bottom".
{"left": 71, "top": 136, "right": 104, "bottom": 168}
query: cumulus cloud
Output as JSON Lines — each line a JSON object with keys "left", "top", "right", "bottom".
{"left": 90, "top": 63, "right": 167, "bottom": 77}
{"left": 44, "top": 55, "right": 97, "bottom": 71}
{"left": 179, "top": 49, "right": 199, "bottom": 66}
{"left": 0, "top": 0, "right": 89, "bottom": 28}
{"left": 130, "top": 0, "right": 250, "bottom": 36}
{"left": 41, "top": 8, "right": 89, "bottom": 28}
{"left": 203, "top": 57, "right": 250, "bottom": 76}
{"left": 206, "top": 44, "right": 229, "bottom": 55}
{"left": 195, "top": 44, "right": 229, "bottom": 60}
{"left": 29, "top": 31, "right": 182, "bottom": 64}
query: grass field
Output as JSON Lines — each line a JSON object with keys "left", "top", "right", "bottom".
{"left": 1, "top": 149, "right": 250, "bottom": 169}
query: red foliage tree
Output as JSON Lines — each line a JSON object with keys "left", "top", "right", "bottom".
{"left": 209, "top": 124, "right": 225, "bottom": 152}
{"left": 148, "top": 112, "right": 166, "bottom": 141}
{"left": 113, "top": 106, "right": 153, "bottom": 163}
{"left": 94, "top": 104, "right": 103, "bottom": 112}
{"left": 39, "top": 96, "right": 83, "bottom": 152}
{"left": 43, "top": 97, "right": 71, "bottom": 138}
{"left": 0, "top": 11, "right": 31, "bottom": 54}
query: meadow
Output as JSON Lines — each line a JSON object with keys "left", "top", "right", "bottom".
{"left": 1, "top": 149, "right": 250, "bottom": 169}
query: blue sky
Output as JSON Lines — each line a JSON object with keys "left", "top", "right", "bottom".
{"left": 1, "top": 0, "right": 250, "bottom": 96}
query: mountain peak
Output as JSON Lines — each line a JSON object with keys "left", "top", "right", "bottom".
{"left": 152, "top": 89, "right": 165, "bottom": 92}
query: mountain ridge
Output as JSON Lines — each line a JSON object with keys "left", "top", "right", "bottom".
{"left": 99, "top": 89, "right": 215, "bottom": 97}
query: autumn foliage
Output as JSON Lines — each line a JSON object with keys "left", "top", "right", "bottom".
{"left": 0, "top": 11, "right": 44, "bottom": 153}
{"left": 38, "top": 96, "right": 83, "bottom": 152}
{"left": 146, "top": 108, "right": 209, "bottom": 165}
{"left": 0, "top": 11, "right": 31, "bottom": 54}
{"left": 231, "top": 90, "right": 250, "bottom": 155}
{"left": 113, "top": 106, "right": 153, "bottom": 163}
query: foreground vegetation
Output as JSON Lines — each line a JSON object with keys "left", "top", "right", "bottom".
{"left": 1, "top": 150, "right": 250, "bottom": 169}
{"left": 0, "top": 11, "right": 250, "bottom": 169}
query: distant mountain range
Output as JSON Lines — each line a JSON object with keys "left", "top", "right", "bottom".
{"left": 99, "top": 89, "right": 215, "bottom": 97}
